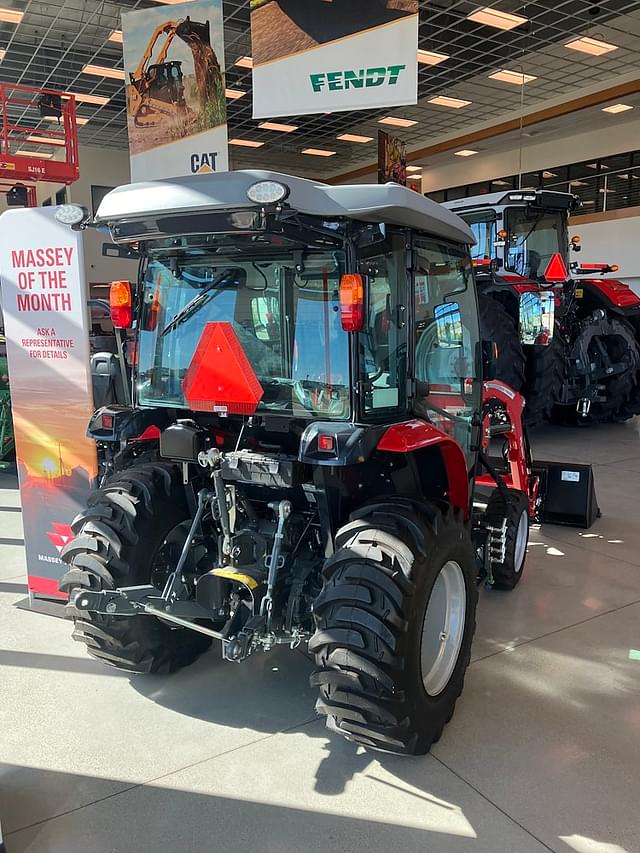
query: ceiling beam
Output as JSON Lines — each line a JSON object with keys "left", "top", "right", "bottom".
{"left": 326, "top": 78, "right": 640, "bottom": 184}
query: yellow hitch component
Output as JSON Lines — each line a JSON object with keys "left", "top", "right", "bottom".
{"left": 211, "top": 568, "right": 259, "bottom": 590}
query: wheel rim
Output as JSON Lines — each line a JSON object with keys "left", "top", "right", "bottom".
{"left": 420, "top": 560, "right": 467, "bottom": 697}
{"left": 514, "top": 510, "right": 529, "bottom": 573}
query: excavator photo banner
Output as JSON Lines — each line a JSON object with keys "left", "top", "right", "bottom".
{"left": 250, "top": 0, "right": 418, "bottom": 118}
{"left": 122, "top": 0, "right": 228, "bottom": 181}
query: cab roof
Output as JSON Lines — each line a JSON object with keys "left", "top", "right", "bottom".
{"left": 96, "top": 169, "right": 475, "bottom": 246}
{"left": 443, "top": 188, "right": 580, "bottom": 213}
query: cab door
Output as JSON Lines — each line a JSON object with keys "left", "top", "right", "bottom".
{"left": 412, "top": 236, "right": 481, "bottom": 466}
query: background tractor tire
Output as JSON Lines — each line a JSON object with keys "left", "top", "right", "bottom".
{"left": 523, "top": 335, "right": 565, "bottom": 428}
{"left": 310, "top": 502, "right": 477, "bottom": 755}
{"left": 59, "top": 462, "right": 212, "bottom": 674}
{"left": 483, "top": 488, "right": 529, "bottom": 590}
{"left": 479, "top": 294, "right": 526, "bottom": 392}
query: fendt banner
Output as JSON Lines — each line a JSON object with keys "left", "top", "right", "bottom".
{"left": 122, "top": 0, "right": 229, "bottom": 181}
{"left": 0, "top": 207, "right": 97, "bottom": 602}
{"left": 251, "top": 0, "right": 418, "bottom": 118}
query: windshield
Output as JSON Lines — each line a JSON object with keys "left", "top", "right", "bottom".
{"left": 505, "top": 207, "right": 567, "bottom": 280}
{"left": 463, "top": 210, "right": 497, "bottom": 264}
{"left": 137, "top": 243, "right": 350, "bottom": 419}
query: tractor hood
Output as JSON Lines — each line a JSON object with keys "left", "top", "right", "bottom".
{"left": 95, "top": 169, "right": 475, "bottom": 247}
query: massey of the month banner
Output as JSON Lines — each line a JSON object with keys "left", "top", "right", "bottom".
{"left": 0, "top": 207, "right": 97, "bottom": 601}
{"left": 122, "top": 0, "right": 229, "bottom": 181}
{"left": 251, "top": 0, "right": 418, "bottom": 118}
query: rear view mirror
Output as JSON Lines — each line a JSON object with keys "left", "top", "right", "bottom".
{"left": 519, "top": 291, "right": 555, "bottom": 346}
{"left": 434, "top": 302, "right": 463, "bottom": 349}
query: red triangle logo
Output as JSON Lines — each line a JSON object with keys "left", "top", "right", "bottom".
{"left": 182, "top": 322, "right": 264, "bottom": 415}
{"left": 543, "top": 253, "right": 568, "bottom": 283}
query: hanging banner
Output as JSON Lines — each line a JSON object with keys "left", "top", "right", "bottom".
{"left": 378, "top": 130, "right": 407, "bottom": 185}
{"left": 251, "top": 0, "right": 418, "bottom": 118}
{"left": 122, "top": 0, "right": 228, "bottom": 181}
{"left": 0, "top": 207, "right": 97, "bottom": 602}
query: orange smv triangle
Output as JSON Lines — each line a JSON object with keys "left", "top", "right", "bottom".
{"left": 543, "top": 252, "right": 568, "bottom": 283}
{"left": 181, "top": 322, "right": 264, "bottom": 415}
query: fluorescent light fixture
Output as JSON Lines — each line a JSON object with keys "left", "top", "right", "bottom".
{"left": 428, "top": 95, "right": 471, "bottom": 108}
{"left": 302, "top": 148, "right": 336, "bottom": 157}
{"left": 235, "top": 56, "right": 253, "bottom": 69}
{"left": 0, "top": 7, "right": 23, "bottom": 24}
{"left": 258, "top": 121, "right": 298, "bottom": 132}
{"left": 542, "top": 171, "right": 557, "bottom": 178}
{"left": 493, "top": 179, "right": 510, "bottom": 186}
{"left": 0, "top": 49, "right": 5, "bottom": 62}
{"left": 229, "top": 138, "right": 264, "bottom": 148}
{"left": 602, "top": 103, "right": 633, "bottom": 114}
{"left": 378, "top": 116, "right": 418, "bottom": 127}
{"left": 466, "top": 7, "right": 528, "bottom": 30}
{"left": 225, "top": 88, "right": 246, "bottom": 100}
{"left": 27, "top": 135, "right": 66, "bottom": 146}
{"left": 48, "top": 116, "right": 90, "bottom": 125}
{"left": 16, "top": 150, "right": 53, "bottom": 159}
{"left": 569, "top": 180, "right": 587, "bottom": 186}
{"left": 489, "top": 69, "right": 536, "bottom": 85}
{"left": 583, "top": 200, "right": 595, "bottom": 204}
{"left": 70, "top": 92, "right": 111, "bottom": 106}
{"left": 417, "top": 49, "right": 449, "bottom": 65}
{"left": 599, "top": 187, "right": 614, "bottom": 193}
{"left": 455, "top": 149, "right": 478, "bottom": 157}
{"left": 565, "top": 36, "right": 617, "bottom": 56}
{"left": 82, "top": 63, "right": 125, "bottom": 80}
{"left": 108, "top": 30, "right": 123, "bottom": 43}
{"left": 407, "top": 166, "right": 422, "bottom": 173}
{"left": 336, "top": 133, "right": 373, "bottom": 143}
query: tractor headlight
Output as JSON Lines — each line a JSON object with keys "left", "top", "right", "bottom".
{"left": 54, "top": 203, "right": 90, "bottom": 228}
{"left": 246, "top": 181, "right": 290, "bottom": 205}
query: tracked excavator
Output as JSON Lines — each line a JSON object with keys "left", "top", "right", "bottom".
{"left": 128, "top": 16, "right": 222, "bottom": 128}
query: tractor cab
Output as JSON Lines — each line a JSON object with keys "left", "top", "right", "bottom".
{"left": 144, "top": 61, "right": 186, "bottom": 106}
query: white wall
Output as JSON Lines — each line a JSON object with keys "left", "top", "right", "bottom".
{"left": 568, "top": 212, "right": 640, "bottom": 293}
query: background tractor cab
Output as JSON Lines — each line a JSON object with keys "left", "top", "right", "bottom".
{"left": 56, "top": 171, "right": 571, "bottom": 758}
{"left": 444, "top": 189, "right": 640, "bottom": 425}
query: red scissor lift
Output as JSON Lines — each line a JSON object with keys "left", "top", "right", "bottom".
{"left": 0, "top": 82, "right": 79, "bottom": 205}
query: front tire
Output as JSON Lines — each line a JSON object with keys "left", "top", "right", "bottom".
{"left": 310, "top": 503, "right": 477, "bottom": 755}
{"left": 59, "top": 462, "right": 212, "bottom": 673}
{"left": 483, "top": 488, "right": 529, "bottom": 590}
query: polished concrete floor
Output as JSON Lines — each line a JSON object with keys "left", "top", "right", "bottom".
{"left": 1, "top": 423, "right": 640, "bottom": 853}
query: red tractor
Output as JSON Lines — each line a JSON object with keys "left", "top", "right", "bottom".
{"left": 444, "top": 189, "right": 640, "bottom": 425}
{"left": 58, "top": 171, "right": 541, "bottom": 755}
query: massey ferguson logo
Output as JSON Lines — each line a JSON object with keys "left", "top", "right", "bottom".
{"left": 191, "top": 152, "right": 219, "bottom": 174}
{"left": 46, "top": 522, "right": 75, "bottom": 554}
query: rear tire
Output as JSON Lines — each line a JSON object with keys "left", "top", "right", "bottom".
{"left": 483, "top": 488, "right": 529, "bottom": 590}
{"left": 523, "top": 336, "right": 564, "bottom": 428}
{"left": 59, "top": 462, "right": 212, "bottom": 674}
{"left": 479, "top": 294, "right": 526, "bottom": 392}
{"left": 310, "top": 503, "right": 477, "bottom": 755}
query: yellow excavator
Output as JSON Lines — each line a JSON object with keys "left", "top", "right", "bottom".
{"left": 128, "top": 17, "right": 222, "bottom": 128}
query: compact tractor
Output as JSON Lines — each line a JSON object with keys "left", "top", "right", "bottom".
{"left": 58, "top": 171, "right": 544, "bottom": 755}
{"left": 444, "top": 189, "right": 640, "bottom": 425}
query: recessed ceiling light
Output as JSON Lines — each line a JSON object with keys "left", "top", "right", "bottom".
{"left": 489, "top": 69, "right": 536, "bottom": 85}
{"left": 586, "top": 162, "right": 608, "bottom": 170}
{"left": 258, "top": 121, "right": 298, "bottom": 132}
{"left": 428, "top": 95, "right": 471, "bottom": 109}
{"left": 336, "top": 133, "right": 374, "bottom": 143}
{"left": 493, "top": 179, "right": 510, "bottom": 186}
{"left": 48, "top": 116, "right": 90, "bottom": 125}
{"left": 542, "top": 170, "right": 557, "bottom": 178}
{"left": 0, "top": 7, "right": 23, "bottom": 24}
{"left": 616, "top": 174, "right": 630, "bottom": 180}
{"left": 0, "top": 49, "right": 5, "bottom": 61}
{"left": 407, "top": 166, "right": 422, "bottom": 172}
{"left": 16, "top": 150, "right": 53, "bottom": 159}
{"left": 583, "top": 200, "right": 595, "bottom": 205}
{"left": 229, "top": 138, "right": 264, "bottom": 148}
{"left": 108, "top": 30, "right": 123, "bottom": 43}
{"left": 378, "top": 116, "right": 418, "bottom": 127}
{"left": 569, "top": 180, "right": 587, "bottom": 186}
{"left": 564, "top": 36, "right": 617, "bottom": 55}
{"left": 225, "top": 88, "right": 246, "bottom": 100}
{"left": 302, "top": 148, "right": 336, "bottom": 157}
{"left": 417, "top": 49, "right": 449, "bottom": 65}
{"left": 235, "top": 56, "right": 253, "bottom": 69}
{"left": 82, "top": 63, "right": 125, "bottom": 80}
{"left": 70, "top": 92, "right": 111, "bottom": 106}
{"left": 27, "top": 135, "right": 66, "bottom": 146}
{"left": 602, "top": 103, "right": 633, "bottom": 114}
{"left": 466, "top": 7, "right": 528, "bottom": 30}
{"left": 455, "top": 149, "right": 478, "bottom": 157}
{"left": 599, "top": 187, "right": 614, "bottom": 193}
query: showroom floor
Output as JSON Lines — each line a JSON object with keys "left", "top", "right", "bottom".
{"left": 1, "top": 423, "right": 640, "bottom": 853}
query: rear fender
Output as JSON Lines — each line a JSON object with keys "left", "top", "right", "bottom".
{"left": 377, "top": 420, "right": 469, "bottom": 517}
{"left": 88, "top": 406, "right": 171, "bottom": 443}
{"left": 577, "top": 279, "right": 640, "bottom": 316}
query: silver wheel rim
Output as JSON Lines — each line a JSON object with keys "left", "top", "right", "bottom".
{"left": 514, "top": 510, "right": 529, "bottom": 573}
{"left": 420, "top": 560, "right": 467, "bottom": 697}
